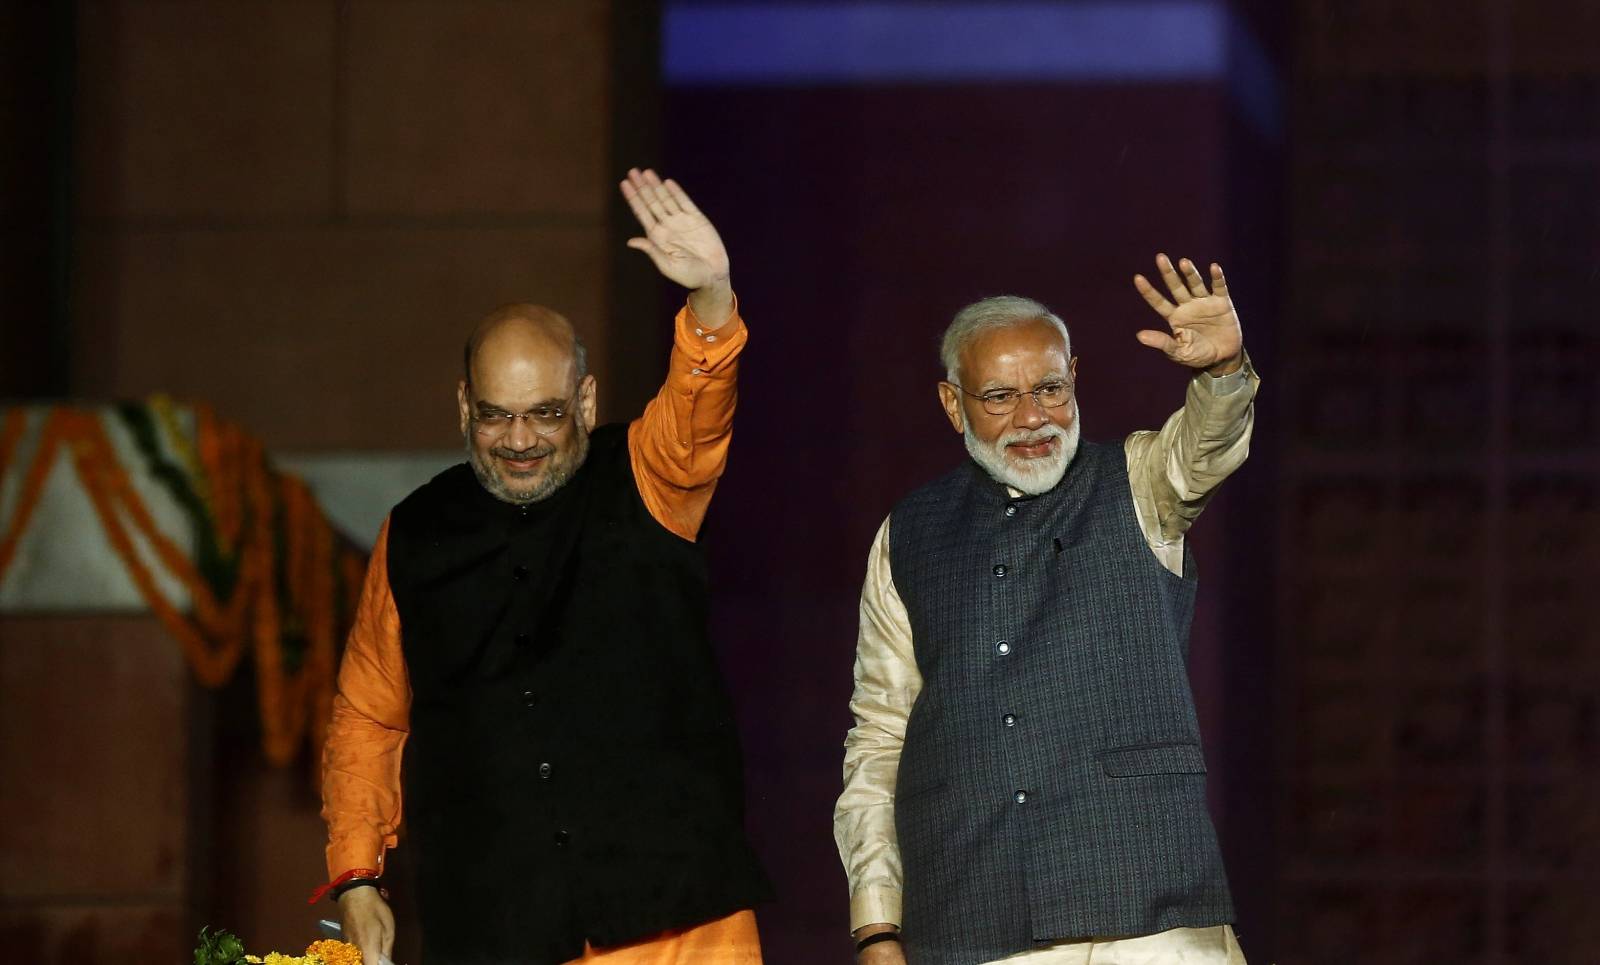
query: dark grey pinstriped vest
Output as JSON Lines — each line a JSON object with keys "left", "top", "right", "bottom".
{"left": 889, "top": 440, "right": 1234, "bottom": 965}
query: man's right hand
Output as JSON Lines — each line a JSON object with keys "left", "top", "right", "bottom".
{"left": 854, "top": 924, "right": 906, "bottom": 965}
{"left": 338, "top": 886, "right": 396, "bottom": 965}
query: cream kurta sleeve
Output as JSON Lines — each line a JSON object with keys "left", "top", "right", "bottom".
{"left": 834, "top": 516, "right": 921, "bottom": 932}
{"left": 1124, "top": 356, "right": 1260, "bottom": 574}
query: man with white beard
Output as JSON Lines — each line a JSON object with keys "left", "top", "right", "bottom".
{"left": 835, "top": 254, "right": 1259, "bottom": 965}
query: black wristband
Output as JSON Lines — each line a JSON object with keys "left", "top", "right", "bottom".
{"left": 856, "top": 931, "right": 900, "bottom": 953}
{"left": 328, "top": 877, "right": 382, "bottom": 902}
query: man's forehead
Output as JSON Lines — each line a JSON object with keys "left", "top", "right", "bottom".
{"left": 470, "top": 353, "right": 576, "bottom": 401}
{"left": 467, "top": 304, "right": 575, "bottom": 371}
{"left": 962, "top": 320, "right": 1070, "bottom": 380}
{"left": 470, "top": 325, "right": 576, "bottom": 382}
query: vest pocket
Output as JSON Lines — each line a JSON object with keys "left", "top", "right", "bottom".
{"left": 1098, "top": 742, "right": 1207, "bottom": 777}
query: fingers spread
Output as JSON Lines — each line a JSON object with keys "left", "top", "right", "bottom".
{"left": 1133, "top": 274, "right": 1175, "bottom": 318}
{"left": 1178, "top": 258, "right": 1209, "bottom": 298}
{"left": 1209, "top": 262, "right": 1229, "bottom": 298}
{"left": 1156, "top": 253, "right": 1192, "bottom": 303}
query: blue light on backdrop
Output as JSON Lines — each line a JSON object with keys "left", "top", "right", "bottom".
{"left": 662, "top": 1, "right": 1279, "bottom": 137}
{"left": 664, "top": 1, "right": 1227, "bottom": 83}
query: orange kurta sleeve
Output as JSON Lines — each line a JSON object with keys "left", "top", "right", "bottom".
{"left": 320, "top": 516, "right": 411, "bottom": 881}
{"left": 627, "top": 297, "right": 747, "bottom": 541}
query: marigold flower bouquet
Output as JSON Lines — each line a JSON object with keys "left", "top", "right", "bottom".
{"left": 194, "top": 927, "right": 363, "bottom": 965}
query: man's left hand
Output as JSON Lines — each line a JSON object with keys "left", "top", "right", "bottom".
{"left": 620, "top": 168, "right": 733, "bottom": 326}
{"left": 1132, "top": 253, "right": 1243, "bottom": 376}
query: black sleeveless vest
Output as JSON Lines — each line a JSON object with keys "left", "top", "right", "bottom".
{"left": 888, "top": 441, "right": 1233, "bottom": 965}
{"left": 386, "top": 424, "right": 771, "bottom": 964}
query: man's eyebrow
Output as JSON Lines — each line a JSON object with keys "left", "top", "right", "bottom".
{"left": 474, "top": 397, "right": 568, "bottom": 414}
{"left": 978, "top": 374, "right": 1067, "bottom": 392}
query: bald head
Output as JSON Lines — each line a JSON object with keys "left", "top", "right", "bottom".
{"left": 457, "top": 303, "right": 599, "bottom": 505}
{"left": 463, "top": 303, "right": 588, "bottom": 389}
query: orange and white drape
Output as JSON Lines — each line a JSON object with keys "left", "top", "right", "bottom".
{"left": 0, "top": 400, "right": 365, "bottom": 765}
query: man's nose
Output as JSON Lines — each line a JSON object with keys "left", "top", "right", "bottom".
{"left": 504, "top": 416, "right": 536, "bottom": 450}
{"left": 1012, "top": 393, "right": 1048, "bottom": 430}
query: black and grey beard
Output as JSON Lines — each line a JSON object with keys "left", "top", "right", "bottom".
{"left": 465, "top": 424, "right": 590, "bottom": 505}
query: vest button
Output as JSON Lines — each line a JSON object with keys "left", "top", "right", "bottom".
{"left": 512, "top": 564, "right": 529, "bottom": 581}
{"left": 1004, "top": 504, "right": 1017, "bottom": 518}
{"left": 995, "top": 641, "right": 1011, "bottom": 656}
{"left": 521, "top": 690, "right": 536, "bottom": 708}
{"left": 992, "top": 564, "right": 1007, "bottom": 578}
{"left": 1014, "top": 790, "right": 1028, "bottom": 804}
{"left": 553, "top": 829, "right": 570, "bottom": 847}
{"left": 538, "top": 762, "right": 553, "bottom": 779}
{"left": 1002, "top": 713, "right": 1016, "bottom": 727}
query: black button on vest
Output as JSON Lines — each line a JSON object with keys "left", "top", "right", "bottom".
{"left": 385, "top": 424, "right": 771, "bottom": 964}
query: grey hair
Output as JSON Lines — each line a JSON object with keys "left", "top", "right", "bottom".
{"left": 939, "top": 296, "right": 1071, "bottom": 382}
{"left": 570, "top": 337, "right": 589, "bottom": 382}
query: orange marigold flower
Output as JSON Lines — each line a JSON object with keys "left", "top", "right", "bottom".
{"left": 305, "top": 939, "right": 363, "bottom": 965}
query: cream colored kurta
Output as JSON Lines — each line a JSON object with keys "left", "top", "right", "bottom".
{"left": 834, "top": 359, "right": 1260, "bottom": 956}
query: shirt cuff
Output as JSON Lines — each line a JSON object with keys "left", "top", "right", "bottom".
{"left": 850, "top": 885, "right": 903, "bottom": 933}
{"left": 326, "top": 835, "right": 389, "bottom": 882}
{"left": 1198, "top": 352, "right": 1257, "bottom": 397}
{"left": 674, "top": 295, "right": 747, "bottom": 378}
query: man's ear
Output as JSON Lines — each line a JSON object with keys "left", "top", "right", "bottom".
{"left": 578, "top": 374, "right": 599, "bottom": 431}
{"left": 937, "top": 381, "right": 966, "bottom": 435}
{"left": 457, "top": 380, "right": 471, "bottom": 436}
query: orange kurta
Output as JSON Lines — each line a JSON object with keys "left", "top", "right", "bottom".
{"left": 319, "top": 301, "right": 759, "bottom": 962}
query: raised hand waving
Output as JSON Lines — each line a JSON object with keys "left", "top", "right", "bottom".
{"left": 620, "top": 168, "right": 729, "bottom": 292}
{"left": 1132, "top": 253, "right": 1244, "bottom": 375}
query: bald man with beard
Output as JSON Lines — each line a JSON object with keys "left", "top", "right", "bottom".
{"left": 318, "top": 169, "right": 771, "bottom": 965}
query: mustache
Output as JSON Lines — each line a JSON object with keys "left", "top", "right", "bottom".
{"left": 998, "top": 424, "right": 1066, "bottom": 447}
{"left": 491, "top": 443, "right": 555, "bottom": 460}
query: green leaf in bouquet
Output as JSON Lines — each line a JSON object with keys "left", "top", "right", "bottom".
{"left": 194, "top": 926, "right": 247, "bottom": 965}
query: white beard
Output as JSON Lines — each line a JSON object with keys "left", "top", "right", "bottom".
{"left": 963, "top": 402, "right": 1081, "bottom": 495}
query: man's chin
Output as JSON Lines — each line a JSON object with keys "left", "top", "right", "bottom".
{"left": 1002, "top": 459, "right": 1066, "bottom": 492}
{"left": 495, "top": 473, "right": 544, "bottom": 499}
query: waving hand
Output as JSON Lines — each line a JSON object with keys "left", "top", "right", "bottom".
{"left": 620, "top": 168, "right": 729, "bottom": 291}
{"left": 1132, "top": 253, "right": 1244, "bottom": 375}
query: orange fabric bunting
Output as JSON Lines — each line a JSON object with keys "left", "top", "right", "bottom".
{"left": 0, "top": 403, "right": 365, "bottom": 766}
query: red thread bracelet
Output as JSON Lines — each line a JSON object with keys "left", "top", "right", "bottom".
{"left": 308, "top": 867, "right": 383, "bottom": 905}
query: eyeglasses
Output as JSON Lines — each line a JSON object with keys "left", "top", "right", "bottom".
{"left": 948, "top": 379, "right": 1074, "bottom": 416}
{"left": 471, "top": 400, "right": 573, "bottom": 437}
